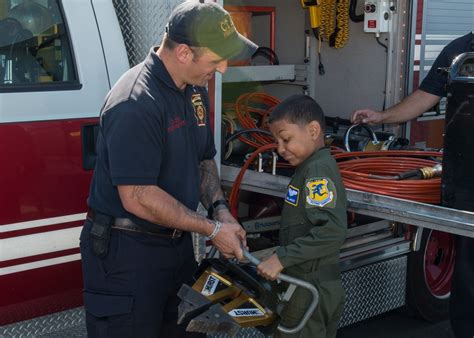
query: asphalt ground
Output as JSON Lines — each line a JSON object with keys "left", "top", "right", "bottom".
{"left": 337, "top": 309, "right": 455, "bottom": 338}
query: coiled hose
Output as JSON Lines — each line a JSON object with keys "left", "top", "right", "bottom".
{"left": 234, "top": 92, "right": 280, "bottom": 147}
{"left": 335, "top": 151, "right": 443, "bottom": 203}
{"left": 228, "top": 149, "right": 443, "bottom": 218}
{"left": 320, "top": 0, "right": 350, "bottom": 49}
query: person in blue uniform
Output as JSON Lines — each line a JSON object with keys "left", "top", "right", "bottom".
{"left": 351, "top": 32, "right": 472, "bottom": 126}
{"left": 257, "top": 95, "right": 348, "bottom": 338}
{"left": 351, "top": 32, "right": 474, "bottom": 338}
{"left": 79, "top": 1, "right": 257, "bottom": 337}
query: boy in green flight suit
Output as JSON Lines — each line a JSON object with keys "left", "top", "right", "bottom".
{"left": 257, "top": 94, "right": 347, "bottom": 338}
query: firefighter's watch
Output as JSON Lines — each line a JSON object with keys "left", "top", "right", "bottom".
{"left": 207, "top": 199, "right": 229, "bottom": 218}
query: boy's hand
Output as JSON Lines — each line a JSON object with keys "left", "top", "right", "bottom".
{"left": 257, "top": 253, "right": 284, "bottom": 281}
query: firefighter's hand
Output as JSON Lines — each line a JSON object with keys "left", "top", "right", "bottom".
{"left": 351, "top": 109, "right": 384, "bottom": 125}
{"left": 257, "top": 254, "right": 284, "bottom": 281}
{"left": 211, "top": 221, "right": 246, "bottom": 260}
{"left": 214, "top": 208, "right": 247, "bottom": 248}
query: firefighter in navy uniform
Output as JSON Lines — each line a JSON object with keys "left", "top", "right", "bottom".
{"left": 257, "top": 95, "right": 348, "bottom": 338}
{"left": 442, "top": 38, "right": 474, "bottom": 338}
{"left": 352, "top": 32, "right": 474, "bottom": 338}
{"left": 79, "top": 1, "right": 257, "bottom": 337}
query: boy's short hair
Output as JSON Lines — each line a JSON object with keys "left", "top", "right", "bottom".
{"left": 269, "top": 94, "right": 326, "bottom": 131}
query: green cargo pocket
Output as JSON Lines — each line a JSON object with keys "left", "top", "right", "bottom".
{"left": 83, "top": 290, "right": 133, "bottom": 318}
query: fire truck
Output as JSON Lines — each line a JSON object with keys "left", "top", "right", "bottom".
{"left": 0, "top": 0, "right": 473, "bottom": 336}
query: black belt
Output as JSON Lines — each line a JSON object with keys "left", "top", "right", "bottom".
{"left": 86, "top": 209, "right": 183, "bottom": 239}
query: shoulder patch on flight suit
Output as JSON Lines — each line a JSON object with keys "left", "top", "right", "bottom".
{"left": 305, "top": 177, "right": 337, "bottom": 208}
{"left": 285, "top": 185, "right": 299, "bottom": 206}
{"left": 191, "top": 93, "right": 206, "bottom": 127}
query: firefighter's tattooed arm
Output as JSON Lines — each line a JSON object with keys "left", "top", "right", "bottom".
{"left": 119, "top": 184, "right": 215, "bottom": 235}
{"left": 118, "top": 181, "right": 246, "bottom": 258}
{"left": 199, "top": 159, "right": 225, "bottom": 210}
{"left": 198, "top": 160, "right": 240, "bottom": 228}
{"left": 118, "top": 163, "right": 246, "bottom": 258}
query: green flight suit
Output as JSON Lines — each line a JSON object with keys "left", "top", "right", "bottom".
{"left": 275, "top": 147, "right": 348, "bottom": 338}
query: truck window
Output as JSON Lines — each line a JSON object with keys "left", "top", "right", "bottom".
{"left": 0, "top": 0, "right": 77, "bottom": 90}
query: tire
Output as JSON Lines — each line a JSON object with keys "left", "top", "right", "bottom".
{"left": 406, "top": 229, "right": 456, "bottom": 322}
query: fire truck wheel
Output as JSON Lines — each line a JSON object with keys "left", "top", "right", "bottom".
{"left": 406, "top": 229, "right": 455, "bottom": 322}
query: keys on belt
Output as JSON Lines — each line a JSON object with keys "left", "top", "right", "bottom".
{"left": 87, "top": 209, "right": 183, "bottom": 239}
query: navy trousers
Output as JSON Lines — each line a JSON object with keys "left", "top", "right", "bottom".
{"left": 450, "top": 235, "right": 474, "bottom": 338}
{"left": 80, "top": 220, "right": 204, "bottom": 338}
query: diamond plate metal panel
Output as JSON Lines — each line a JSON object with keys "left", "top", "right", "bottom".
{"left": 339, "top": 256, "right": 407, "bottom": 328}
{"left": 209, "top": 328, "right": 267, "bottom": 338}
{"left": 0, "top": 307, "right": 86, "bottom": 337}
{"left": 112, "top": 0, "right": 183, "bottom": 67}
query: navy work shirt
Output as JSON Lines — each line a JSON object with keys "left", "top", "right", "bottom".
{"left": 88, "top": 47, "right": 216, "bottom": 228}
{"left": 419, "top": 32, "right": 472, "bottom": 97}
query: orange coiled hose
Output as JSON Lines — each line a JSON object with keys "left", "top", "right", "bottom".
{"left": 228, "top": 145, "right": 355, "bottom": 217}
{"left": 228, "top": 148, "right": 442, "bottom": 220}
{"left": 335, "top": 151, "right": 443, "bottom": 204}
{"left": 234, "top": 92, "right": 280, "bottom": 147}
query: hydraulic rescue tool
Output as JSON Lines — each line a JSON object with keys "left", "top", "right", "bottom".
{"left": 177, "top": 250, "right": 319, "bottom": 337}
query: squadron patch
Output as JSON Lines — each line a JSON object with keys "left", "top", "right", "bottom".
{"left": 285, "top": 185, "right": 299, "bottom": 206}
{"left": 305, "top": 178, "right": 335, "bottom": 208}
{"left": 191, "top": 93, "right": 206, "bottom": 127}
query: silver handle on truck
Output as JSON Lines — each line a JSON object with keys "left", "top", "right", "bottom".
{"left": 242, "top": 250, "right": 320, "bottom": 335}
{"left": 344, "top": 123, "right": 379, "bottom": 152}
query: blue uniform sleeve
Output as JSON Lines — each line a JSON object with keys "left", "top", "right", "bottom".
{"left": 102, "top": 100, "right": 164, "bottom": 185}
{"left": 419, "top": 33, "right": 472, "bottom": 97}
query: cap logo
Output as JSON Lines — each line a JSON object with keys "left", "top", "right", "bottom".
{"left": 220, "top": 15, "right": 235, "bottom": 38}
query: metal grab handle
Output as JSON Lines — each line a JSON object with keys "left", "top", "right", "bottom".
{"left": 343, "top": 123, "right": 379, "bottom": 152}
{"left": 243, "top": 250, "right": 320, "bottom": 335}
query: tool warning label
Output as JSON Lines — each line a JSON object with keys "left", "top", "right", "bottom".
{"left": 229, "top": 308, "right": 264, "bottom": 317}
{"left": 201, "top": 275, "right": 219, "bottom": 296}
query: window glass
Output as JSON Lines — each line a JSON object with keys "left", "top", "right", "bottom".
{"left": 0, "top": 0, "right": 77, "bottom": 88}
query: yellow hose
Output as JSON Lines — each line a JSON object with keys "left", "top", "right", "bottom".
{"left": 321, "top": 0, "right": 336, "bottom": 41}
{"left": 334, "top": 0, "right": 350, "bottom": 49}
{"left": 319, "top": 0, "right": 350, "bottom": 49}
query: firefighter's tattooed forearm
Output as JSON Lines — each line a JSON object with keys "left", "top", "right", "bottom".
{"left": 199, "top": 159, "right": 223, "bottom": 208}
{"left": 132, "top": 185, "right": 149, "bottom": 199}
{"left": 174, "top": 198, "right": 214, "bottom": 233}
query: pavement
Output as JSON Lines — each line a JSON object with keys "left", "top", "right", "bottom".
{"left": 337, "top": 309, "right": 455, "bottom": 338}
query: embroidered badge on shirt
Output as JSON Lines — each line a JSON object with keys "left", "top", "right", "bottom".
{"left": 306, "top": 178, "right": 334, "bottom": 207}
{"left": 191, "top": 93, "right": 206, "bottom": 127}
{"left": 285, "top": 185, "right": 299, "bottom": 206}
